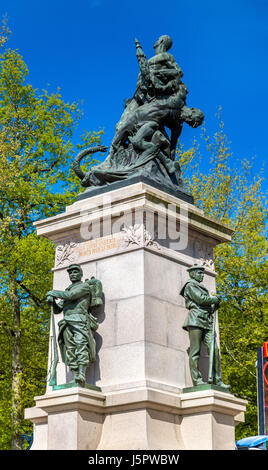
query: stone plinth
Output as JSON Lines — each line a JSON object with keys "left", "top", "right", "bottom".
{"left": 180, "top": 387, "right": 247, "bottom": 450}
{"left": 25, "top": 182, "right": 247, "bottom": 449}
{"left": 25, "top": 387, "right": 105, "bottom": 450}
{"left": 25, "top": 385, "right": 246, "bottom": 450}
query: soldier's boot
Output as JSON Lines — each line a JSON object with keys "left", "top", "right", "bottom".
{"left": 70, "top": 367, "right": 79, "bottom": 383}
{"left": 76, "top": 365, "right": 86, "bottom": 387}
{"left": 214, "top": 356, "right": 231, "bottom": 391}
{"left": 194, "top": 378, "right": 207, "bottom": 386}
{"left": 190, "top": 361, "right": 207, "bottom": 386}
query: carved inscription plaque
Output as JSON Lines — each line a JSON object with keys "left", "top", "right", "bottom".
{"left": 74, "top": 234, "right": 124, "bottom": 258}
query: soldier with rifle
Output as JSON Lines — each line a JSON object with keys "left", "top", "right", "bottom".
{"left": 46, "top": 263, "right": 102, "bottom": 387}
{"left": 180, "top": 264, "right": 230, "bottom": 391}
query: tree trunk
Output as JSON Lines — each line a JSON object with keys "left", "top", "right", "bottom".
{"left": 10, "top": 279, "right": 23, "bottom": 450}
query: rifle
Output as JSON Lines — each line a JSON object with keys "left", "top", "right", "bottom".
{"left": 208, "top": 310, "right": 216, "bottom": 384}
{"left": 48, "top": 297, "right": 59, "bottom": 387}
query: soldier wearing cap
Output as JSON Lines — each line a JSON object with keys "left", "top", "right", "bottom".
{"left": 180, "top": 264, "right": 229, "bottom": 390}
{"left": 46, "top": 263, "right": 101, "bottom": 386}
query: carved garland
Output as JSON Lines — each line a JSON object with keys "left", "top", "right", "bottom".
{"left": 195, "top": 240, "right": 214, "bottom": 270}
{"left": 121, "top": 224, "right": 161, "bottom": 250}
{"left": 55, "top": 241, "right": 78, "bottom": 267}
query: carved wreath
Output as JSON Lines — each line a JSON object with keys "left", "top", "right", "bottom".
{"left": 121, "top": 224, "right": 161, "bottom": 250}
{"left": 195, "top": 240, "right": 214, "bottom": 270}
{"left": 55, "top": 241, "right": 78, "bottom": 267}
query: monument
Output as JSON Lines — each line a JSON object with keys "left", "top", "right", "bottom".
{"left": 25, "top": 35, "right": 247, "bottom": 450}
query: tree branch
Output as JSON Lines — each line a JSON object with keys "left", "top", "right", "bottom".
{"left": 16, "top": 281, "right": 44, "bottom": 307}
{"left": 0, "top": 320, "right": 14, "bottom": 336}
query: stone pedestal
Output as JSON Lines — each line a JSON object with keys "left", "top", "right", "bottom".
{"left": 25, "top": 181, "right": 247, "bottom": 449}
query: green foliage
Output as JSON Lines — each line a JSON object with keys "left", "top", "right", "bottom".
{"left": 177, "top": 111, "right": 268, "bottom": 438}
{"left": 0, "top": 42, "right": 103, "bottom": 448}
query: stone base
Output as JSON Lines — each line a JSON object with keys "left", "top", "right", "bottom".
{"left": 25, "top": 387, "right": 105, "bottom": 450}
{"left": 180, "top": 388, "right": 246, "bottom": 450}
{"left": 27, "top": 181, "right": 246, "bottom": 450}
{"left": 25, "top": 385, "right": 246, "bottom": 450}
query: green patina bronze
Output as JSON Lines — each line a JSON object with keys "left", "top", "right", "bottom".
{"left": 46, "top": 264, "right": 103, "bottom": 388}
{"left": 180, "top": 264, "right": 230, "bottom": 391}
{"left": 72, "top": 35, "right": 204, "bottom": 199}
{"left": 182, "top": 384, "right": 230, "bottom": 394}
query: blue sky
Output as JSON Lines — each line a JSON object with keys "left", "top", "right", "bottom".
{"left": 1, "top": 0, "right": 268, "bottom": 180}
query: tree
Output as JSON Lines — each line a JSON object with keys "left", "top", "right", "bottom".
{"left": 0, "top": 41, "right": 104, "bottom": 449}
{"left": 177, "top": 112, "right": 268, "bottom": 438}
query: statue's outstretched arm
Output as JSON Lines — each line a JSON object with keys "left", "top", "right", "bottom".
{"left": 47, "top": 283, "right": 91, "bottom": 301}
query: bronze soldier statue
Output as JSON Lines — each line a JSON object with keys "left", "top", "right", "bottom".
{"left": 46, "top": 264, "right": 102, "bottom": 387}
{"left": 180, "top": 264, "right": 230, "bottom": 391}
